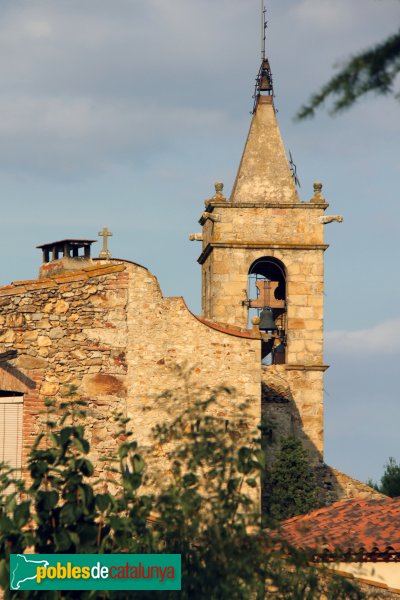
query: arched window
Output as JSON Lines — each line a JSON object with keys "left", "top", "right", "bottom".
{"left": 248, "top": 257, "right": 286, "bottom": 365}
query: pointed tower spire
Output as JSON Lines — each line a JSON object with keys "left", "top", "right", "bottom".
{"left": 230, "top": 5, "right": 299, "bottom": 205}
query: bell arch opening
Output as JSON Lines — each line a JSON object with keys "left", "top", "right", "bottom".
{"left": 248, "top": 257, "right": 287, "bottom": 365}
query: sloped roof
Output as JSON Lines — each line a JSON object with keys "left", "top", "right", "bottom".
{"left": 280, "top": 497, "right": 400, "bottom": 559}
{"left": 195, "top": 316, "right": 260, "bottom": 339}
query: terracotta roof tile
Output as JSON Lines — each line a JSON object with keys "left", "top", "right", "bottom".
{"left": 280, "top": 497, "right": 400, "bottom": 558}
{"left": 195, "top": 316, "right": 260, "bottom": 339}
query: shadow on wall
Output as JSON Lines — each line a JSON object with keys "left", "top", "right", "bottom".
{"left": 261, "top": 367, "right": 383, "bottom": 508}
{"left": 0, "top": 363, "right": 36, "bottom": 391}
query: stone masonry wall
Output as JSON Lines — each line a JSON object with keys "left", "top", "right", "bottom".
{"left": 262, "top": 365, "right": 323, "bottom": 464}
{"left": 0, "top": 260, "right": 262, "bottom": 486}
{"left": 200, "top": 202, "right": 326, "bottom": 458}
{"left": 0, "top": 262, "right": 129, "bottom": 475}
{"left": 124, "top": 262, "right": 261, "bottom": 484}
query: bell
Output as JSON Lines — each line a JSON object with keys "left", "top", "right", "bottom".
{"left": 259, "top": 75, "right": 272, "bottom": 92}
{"left": 259, "top": 59, "right": 273, "bottom": 93}
{"left": 259, "top": 307, "right": 277, "bottom": 331}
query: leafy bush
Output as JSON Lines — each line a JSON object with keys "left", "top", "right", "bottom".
{"left": 0, "top": 389, "right": 365, "bottom": 599}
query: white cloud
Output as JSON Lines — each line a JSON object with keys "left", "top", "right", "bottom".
{"left": 0, "top": 94, "right": 230, "bottom": 176}
{"left": 326, "top": 318, "right": 400, "bottom": 356}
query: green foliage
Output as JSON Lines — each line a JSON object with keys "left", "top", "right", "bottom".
{"left": 0, "top": 390, "right": 365, "bottom": 599}
{"left": 368, "top": 457, "right": 400, "bottom": 497}
{"left": 297, "top": 22, "right": 400, "bottom": 118}
{"left": 380, "top": 457, "right": 400, "bottom": 497}
{"left": 264, "top": 437, "right": 319, "bottom": 522}
{"left": 365, "top": 478, "right": 380, "bottom": 492}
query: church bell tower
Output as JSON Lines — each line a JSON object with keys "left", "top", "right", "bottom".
{"left": 191, "top": 46, "right": 342, "bottom": 462}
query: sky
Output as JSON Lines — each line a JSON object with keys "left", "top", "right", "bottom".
{"left": 0, "top": 0, "right": 399, "bottom": 483}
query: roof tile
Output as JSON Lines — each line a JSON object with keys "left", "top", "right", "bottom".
{"left": 280, "top": 497, "right": 400, "bottom": 557}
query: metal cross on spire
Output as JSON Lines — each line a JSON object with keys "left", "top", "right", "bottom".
{"left": 98, "top": 226, "right": 113, "bottom": 259}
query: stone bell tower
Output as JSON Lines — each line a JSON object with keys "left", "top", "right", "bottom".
{"left": 191, "top": 58, "right": 343, "bottom": 462}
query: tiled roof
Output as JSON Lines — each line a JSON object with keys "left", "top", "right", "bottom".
{"left": 195, "top": 316, "right": 260, "bottom": 339}
{"left": 280, "top": 497, "right": 400, "bottom": 559}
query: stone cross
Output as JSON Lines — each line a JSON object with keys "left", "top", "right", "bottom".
{"left": 98, "top": 226, "right": 113, "bottom": 259}
{"left": 249, "top": 280, "right": 285, "bottom": 309}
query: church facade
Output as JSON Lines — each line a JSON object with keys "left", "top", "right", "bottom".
{"left": 0, "top": 59, "right": 377, "bottom": 503}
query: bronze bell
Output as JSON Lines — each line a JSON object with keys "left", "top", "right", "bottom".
{"left": 259, "top": 307, "right": 277, "bottom": 331}
{"left": 260, "top": 75, "right": 272, "bottom": 92}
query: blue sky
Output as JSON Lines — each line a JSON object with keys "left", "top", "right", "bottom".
{"left": 0, "top": 0, "right": 399, "bottom": 483}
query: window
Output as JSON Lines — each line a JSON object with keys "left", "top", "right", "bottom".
{"left": 0, "top": 394, "right": 23, "bottom": 472}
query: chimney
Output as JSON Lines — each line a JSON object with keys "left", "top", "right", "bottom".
{"left": 36, "top": 239, "right": 96, "bottom": 279}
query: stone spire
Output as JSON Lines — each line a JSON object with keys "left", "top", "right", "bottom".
{"left": 230, "top": 92, "right": 299, "bottom": 204}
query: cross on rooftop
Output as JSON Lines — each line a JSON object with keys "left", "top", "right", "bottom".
{"left": 98, "top": 226, "right": 113, "bottom": 259}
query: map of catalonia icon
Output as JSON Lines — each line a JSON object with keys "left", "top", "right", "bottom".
{"left": 11, "top": 554, "right": 49, "bottom": 590}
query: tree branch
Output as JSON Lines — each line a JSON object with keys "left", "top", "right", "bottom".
{"left": 297, "top": 28, "right": 400, "bottom": 119}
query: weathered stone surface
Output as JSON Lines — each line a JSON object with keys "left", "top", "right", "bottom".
{"left": 48, "top": 327, "right": 65, "bottom": 340}
{"left": 17, "top": 355, "right": 47, "bottom": 369}
{"left": 40, "top": 381, "right": 59, "bottom": 396}
{"left": 54, "top": 299, "right": 69, "bottom": 314}
{"left": 82, "top": 373, "right": 127, "bottom": 397}
{"left": 0, "top": 330, "right": 15, "bottom": 343}
{"left": 37, "top": 335, "right": 52, "bottom": 347}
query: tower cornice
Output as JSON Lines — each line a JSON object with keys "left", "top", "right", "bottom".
{"left": 197, "top": 241, "right": 329, "bottom": 265}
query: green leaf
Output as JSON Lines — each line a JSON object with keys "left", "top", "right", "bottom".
{"left": 59, "top": 427, "right": 74, "bottom": 446}
{"left": 30, "top": 460, "right": 49, "bottom": 479}
{"left": 69, "top": 531, "right": 80, "bottom": 546}
{"left": 0, "top": 515, "right": 13, "bottom": 534}
{"left": 37, "top": 491, "right": 58, "bottom": 511}
{"left": 55, "top": 529, "right": 72, "bottom": 552}
{"left": 96, "top": 493, "right": 111, "bottom": 512}
{"left": 14, "top": 501, "right": 31, "bottom": 528}
{"left": 60, "top": 503, "right": 82, "bottom": 525}
{"left": 77, "top": 458, "right": 94, "bottom": 477}
{"left": 246, "top": 478, "right": 257, "bottom": 488}
{"left": 0, "top": 559, "right": 9, "bottom": 588}
{"left": 72, "top": 437, "right": 90, "bottom": 454}
{"left": 132, "top": 455, "right": 145, "bottom": 474}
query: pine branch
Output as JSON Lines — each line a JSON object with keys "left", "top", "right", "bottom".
{"left": 297, "top": 28, "right": 400, "bottom": 119}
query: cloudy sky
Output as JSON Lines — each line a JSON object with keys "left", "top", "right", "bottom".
{"left": 0, "top": 0, "right": 399, "bottom": 483}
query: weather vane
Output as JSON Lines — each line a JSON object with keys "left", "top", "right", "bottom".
{"left": 252, "top": 2, "right": 274, "bottom": 113}
{"left": 289, "top": 151, "right": 301, "bottom": 188}
{"left": 261, "top": 0, "right": 267, "bottom": 62}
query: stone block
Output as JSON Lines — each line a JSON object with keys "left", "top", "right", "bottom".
{"left": 40, "top": 382, "right": 59, "bottom": 396}
{"left": 17, "top": 355, "right": 47, "bottom": 369}
{"left": 54, "top": 299, "right": 69, "bottom": 314}
{"left": 0, "top": 330, "right": 15, "bottom": 343}
{"left": 37, "top": 335, "right": 52, "bottom": 347}
{"left": 82, "top": 373, "right": 127, "bottom": 397}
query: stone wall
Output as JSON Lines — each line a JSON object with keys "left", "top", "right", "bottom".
{"left": 0, "top": 262, "right": 129, "bottom": 473}
{"left": 124, "top": 261, "right": 261, "bottom": 483}
{"left": 262, "top": 365, "right": 323, "bottom": 464}
{"left": 199, "top": 199, "right": 327, "bottom": 457}
{"left": 0, "top": 260, "right": 262, "bottom": 484}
